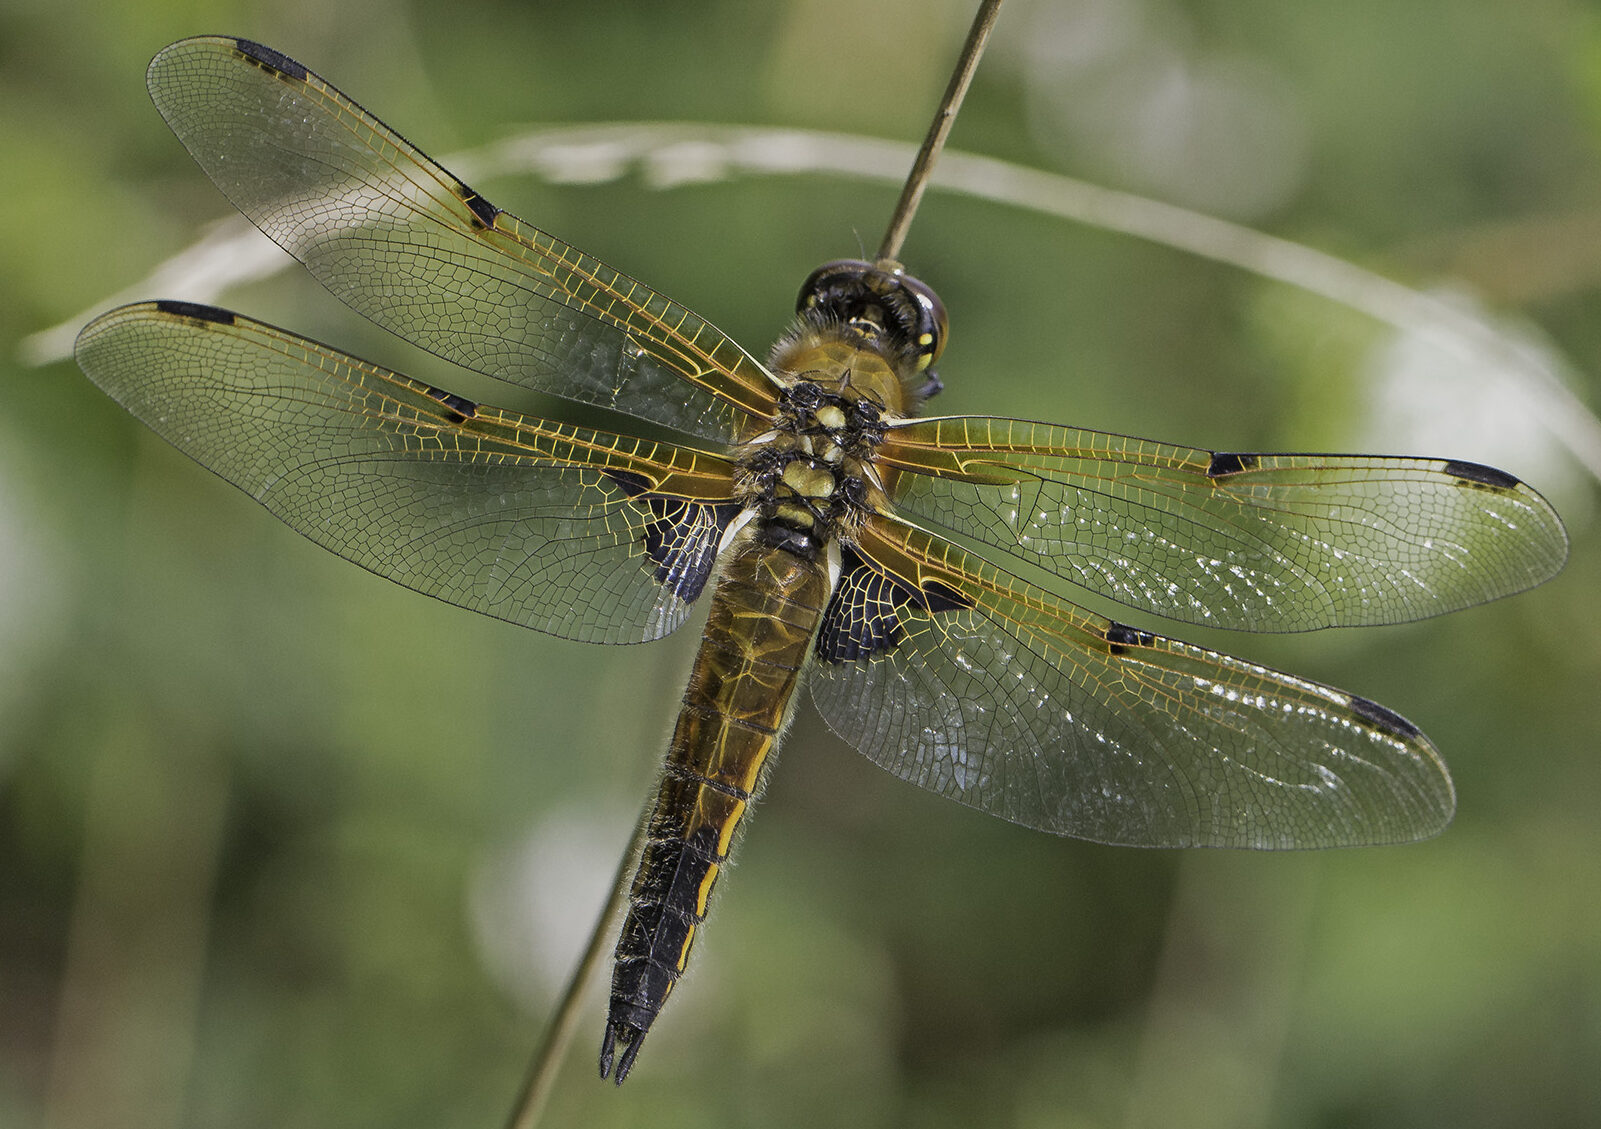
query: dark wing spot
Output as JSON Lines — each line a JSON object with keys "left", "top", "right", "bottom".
{"left": 816, "top": 547, "right": 970, "bottom": 664}
{"left": 1107, "top": 621, "right": 1159, "bottom": 656}
{"left": 1105, "top": 621, "right": 1154, "bottom": 646}
{"left": 234, "top": 39, "right": 308, "bottom": 82}
{"left": 1442, "top": 459, "right": 1521, "bottom": 490}
{"left": 458, "top": 183, "right": 500, "bottom": 228}
{"left": 1348, "top": 694, "right": 1422, "bottom": 740}
{"left": 422, "top": 384, "right": 478, "bottom": 420}
{"left": 1105, "top": 620, "right": 1155, "bottom": 655}
{"left": 154, "top": 300, "right": 235, "bottom": 325}
{"left": 1207, "top": 451, "right": 1260, "bottom": 477}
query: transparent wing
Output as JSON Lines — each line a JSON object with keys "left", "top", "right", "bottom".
{"left": 144, "top": 36, "right": 778, "bottom": 442}
{"left": 809, "top": 514, "right": 1455, "bottom": 848}
{"left": 75, "top": 301, "right": 744, "bottom": 644}
{"left": 878, "top": 417, "right": 1568, "bottom": 632}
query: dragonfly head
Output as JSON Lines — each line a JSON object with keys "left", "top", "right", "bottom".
{"left": 796, "top": 258, "right": 948, "bottom": 383}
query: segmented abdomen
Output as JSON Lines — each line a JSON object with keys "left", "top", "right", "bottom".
{"left": 601, "top": 542, "right": 829, "bottom": 1081}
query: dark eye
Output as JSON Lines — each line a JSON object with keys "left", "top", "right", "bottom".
{"left": 795, "top": 259, "right": 948, "bottom": 368}
{"left": 795, "top": 259, "right": 874, "bottom": 316}
{"left": 900, "top": 272, "right": 948, "bottom": 369}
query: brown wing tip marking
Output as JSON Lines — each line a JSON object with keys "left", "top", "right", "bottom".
{"left": 1348, "top": 694, "right": 1423, "bottom": 740}
{"left": 1207, "top": 451, "right": 1260, "bottom": 477}
{"left": 1442, "top": 459, "right": 1522, "bottom": 491}
{"left": 1105, "top": 620, "right": 1155, "bottom": 656}
{"left": 233, "top": 39, "right": 309, "bottom": 82}
{"left": 154, "top": 299, "right": 236, "bottom": 326}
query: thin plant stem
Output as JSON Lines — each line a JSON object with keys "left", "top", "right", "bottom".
{"left": 502, "top": 803, "right": 651, "bottom": 1129}
{"left": 876, "top": 0, "right": 1004, "bottom": 262}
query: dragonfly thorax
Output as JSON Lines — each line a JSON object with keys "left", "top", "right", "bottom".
{"left": 737, "top": 367, "right": 892, "bottom": 560}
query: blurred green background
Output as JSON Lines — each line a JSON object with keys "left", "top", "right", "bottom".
{"left": 2, "top": 0, "right": 1597, "bottom": 1126}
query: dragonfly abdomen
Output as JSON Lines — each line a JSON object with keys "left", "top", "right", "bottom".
{"left": 601, "top": 542, "right": 829, "bottom": 1083}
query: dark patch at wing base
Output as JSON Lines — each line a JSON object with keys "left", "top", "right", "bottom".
{"left": 233, "top": 39, "right": 307, "bottom": 81}
{"left": 1442, "top": 459, "right": 1521, "bottom": 490}
{"left": 816, "top": 546, "right": 972, "bottom": 663}
{"left": 154, "top": 300, "right": 235, "bottom": 325}
{"left": 639, "top": 498, "right": 742, "bottom": 602}
{"left": 604, "top": 469, "right": 740, "bottom": 603}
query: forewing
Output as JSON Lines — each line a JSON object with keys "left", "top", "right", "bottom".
{"left": 75, "top": 302, "right": 744, "bottom": 644}
{"left": 144, "top": 36, "right": 778, "bottom": 442}
{"left": 879, "top": 417, "right": 1567, "bottom": 632}
{"left": 809, "top": 515, "right": 1456, "bottom": 848}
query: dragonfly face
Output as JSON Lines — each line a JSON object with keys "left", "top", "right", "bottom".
{"left": 74, "top": 36, "right": 1568, "bottom": 1085}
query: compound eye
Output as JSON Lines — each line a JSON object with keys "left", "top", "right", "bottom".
{"left": 796, "top": 259, "right": 874, "bottom": 315}
{"left": 795, "top": 258, "right": 948, "bottom": 367}
{"left": 901, "top": 273, "right": 948, "bottom": 368}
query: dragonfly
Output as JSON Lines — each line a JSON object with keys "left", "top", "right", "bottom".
{"left": 75, "top": 36, "right": 1567, "bottom": 1086}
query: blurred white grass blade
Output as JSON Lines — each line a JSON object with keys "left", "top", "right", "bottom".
{"left": 28, "top": 121, "right": 1600, "bottom": 485}
{"left": 469, "top": 806, "right": 635, "bottom": 1011}
{"left": 1364, "top": 288, "right": 1590, "bottom": 508}
{"left": 20, "top": 219, "right": 286, "bottom": 367}
{"left": 446, "top": 123, "right": 921, "bottom": 190}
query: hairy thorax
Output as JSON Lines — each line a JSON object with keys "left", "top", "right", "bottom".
{"left": 733, "top": 326, "right": 916, "bottom": 561}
